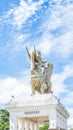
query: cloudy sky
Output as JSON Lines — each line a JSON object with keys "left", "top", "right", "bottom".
{"left": 0, "top": 0, "right": 73, "bottom": 124}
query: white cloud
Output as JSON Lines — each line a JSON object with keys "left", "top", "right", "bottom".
{"left": 53, "top": 31, "right": 73, "bottom": 58}
{"left": 36, "top": 33, "right": 53, "bottom": 55}
{"left": 52, "top": 64, "right": 73, "bottom": 96}
{"left": 68, "top": 108, "right": 73, "bottom": 119}
{"left": 1, "top": 0, "right": 73, "bottom": 57}
{"left": 4, "top": 0, "right": 45, "bottom": 29}
{"left": 0, "top": 77, "right": 31, "bottom": 104}
{"left": 36, "top": 2, "right": 73, "bottom": 58}
{"left": 10, "top": 33, "right": 30, "bottom": 52}
{"left": 62, "top": 92, "right": 73, "bottom": 107}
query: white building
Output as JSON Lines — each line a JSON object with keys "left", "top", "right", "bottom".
{"left": 6, "top": 93, "right": 69, "bottom": 130}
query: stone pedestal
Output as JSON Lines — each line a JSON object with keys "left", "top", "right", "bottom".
{"left": 6, "top": 93, "right": 69, "bottom": 130}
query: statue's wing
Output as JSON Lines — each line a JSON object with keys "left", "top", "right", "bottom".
{"left": 48, "top": 64, "right": 53, "bottom": 75}
{"left": 45, "top": 64, "right": 53, "bottom": 81}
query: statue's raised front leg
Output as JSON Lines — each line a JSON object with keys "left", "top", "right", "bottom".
{"left": 40, "top": 83, "right": 47, "bottom": 94}
{"left": 46, "top": 82, "right": 52, "bottom": 93}
{"left": 32, "top": 86, "right": 35, "bottom": 95}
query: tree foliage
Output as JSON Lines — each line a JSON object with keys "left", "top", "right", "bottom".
{"left": 39, "top": 123, "right": 49, "bottom": 130}
{"left": 0, "top": 109, "right": 9, "bottom": 130}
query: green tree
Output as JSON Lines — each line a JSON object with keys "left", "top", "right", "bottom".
{"left": 39, "top": 123, "right": 49, "bottom": 130}
{"left": 0, "top": 109, "right": 9, "bottom": 130}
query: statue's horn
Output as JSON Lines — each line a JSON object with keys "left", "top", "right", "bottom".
{"left": 26, "top": 46, "right": 30, "bottom": 59}
{"left": 34, "top": 45, "right": 37, "bottom": 59}
{"left": 34, "top": 45, "right": 36, "bottom": 53}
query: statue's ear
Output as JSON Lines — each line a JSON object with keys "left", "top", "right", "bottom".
{"left": 26, "top": 47, "right": 31, "bottom": 59}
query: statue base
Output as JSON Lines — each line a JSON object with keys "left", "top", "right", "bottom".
{"left": 6, "top": 93, "right": 69, "bottom": 130}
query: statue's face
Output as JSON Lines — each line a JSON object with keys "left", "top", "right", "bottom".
{"left": 30, "top": 50, "right": 42, "bottom": 69}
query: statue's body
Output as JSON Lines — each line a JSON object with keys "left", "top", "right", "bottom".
{"left": 26, "top": 47, "right": 53, "bottom": 95}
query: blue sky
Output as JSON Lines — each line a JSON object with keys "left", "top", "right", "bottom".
{"left": 0, "top": 0, "right": 73, "bottom": 124}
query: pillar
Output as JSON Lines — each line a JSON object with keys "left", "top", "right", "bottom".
{"left": 34, "top": 123, "right": 39, "bottom": 130}
{"left": 18, "top": 118, "right": 25, "bottom": 130}
{"left": 35, "top": 123, "right": 39, "bottom": 130}
{"left": 26, "top": 119, "right": 30, "bottom": 130}
{"left": 48, "top": 109, "right": 57, "bottom": 130}
{"left": 10, "top": 113, "right": 18, "bottom": 130}
{"left": 31, "top": 122, "right": 34, "bottom": 130}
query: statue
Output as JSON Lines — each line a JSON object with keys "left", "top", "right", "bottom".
{"left": 26, "top": 46, "right": 53, "bottom": 95}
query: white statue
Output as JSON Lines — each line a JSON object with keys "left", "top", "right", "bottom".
{"left": 26, "top": 46, "right": 53, "bottom": 95}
